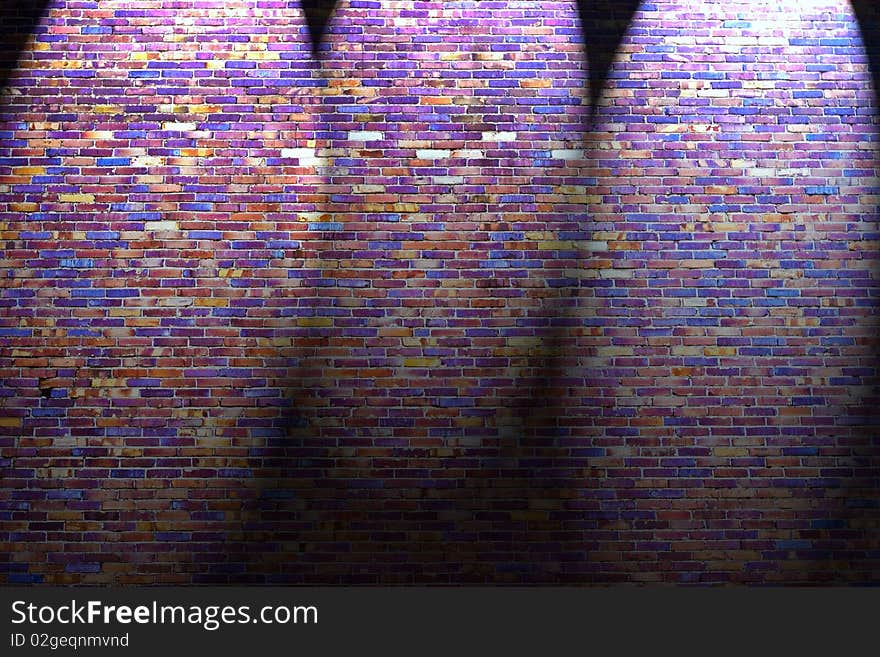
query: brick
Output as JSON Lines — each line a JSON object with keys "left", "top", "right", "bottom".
{"left": 58, "top": 193, "right": 95, "bottom": 203}
{"left": 403, "top": 357, "right": 440, "bottom": 368}
{"left": 162, "top": 122, "right": 198, "bottom": 131}
{"left": 348, "top": 131, "right": 383, "bottom": 141}
{"left": 280, "top": 148, "right": 323, "bottom": 165}
{"left": 415, "top": 149, "right": 452, "bottom": 160}
{"left": 481, "top": 131, "right": 517, "bottom": 142}
{"left": 143, "top": 220, "right": 179, "bottom": 231}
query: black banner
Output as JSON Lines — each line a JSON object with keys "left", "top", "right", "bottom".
{"left": 0, "top": 587, "right": 876, "bottom": 655}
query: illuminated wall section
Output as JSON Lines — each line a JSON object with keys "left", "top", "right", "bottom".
{"left": 1, "top": 1, "right": 878, "bottom": 584}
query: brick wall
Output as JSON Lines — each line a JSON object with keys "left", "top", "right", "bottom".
{"left": 1, "top": 0, "right": 878, "bottom": 584}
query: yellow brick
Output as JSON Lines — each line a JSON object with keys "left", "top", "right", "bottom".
{"left": 714, "top": 447, "right": 749, "bottom": 457}
{"left": 0, "top": 418, "right": 21, "bottom": 427}
{"left": 390, "top": 203, "right": 420, "bottom": 213}
{"left": 218, "top": 268, "right": 244, "bottom": 278}
{"left": 59, "top": 193, "right": 95, "bottom": 203}
{"left": 54, "top": 60, "right": 83, "bottom": 70}
{"left": 10, "top": 202, "right": 38, "bottom": 212}
{"left": 704, "top": 347, "right": 736, "bottom": 356}
{"left": 403, "top": 357, "right": 440, "bottom": 368}
{"left": 190, "top": 104, "right": 221, "bottom": 114}
{"left": 12, "top": 166, "right": 44, "bottom": 176}
{"left": 195, "top": 298, "right": 228, "bottom": 307}
{"left": 537, "top": 241, "right": 573, "bottom": 250}
{"left": 297, "top": 317, "right": 332, "bottom": 328}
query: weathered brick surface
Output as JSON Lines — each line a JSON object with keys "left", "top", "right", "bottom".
{"left": 1, "top": 1, "right": 879, "bottom": 584}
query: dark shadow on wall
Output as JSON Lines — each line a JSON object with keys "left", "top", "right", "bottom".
{"left": 520, "top": 1, "right": 642, "bottom": 456}
{"left": 300, "top": 0, "right": 338, "bottom": 55}
{"left": 852, "top": 0, "right": 880, "bottom": 104}
{"left": 236, "top": 9, "right": 380, "bottom": 583}
{"left": 240, "top": 0, "right": 648, "bottom": 585}
{"left": 576, "top": 0, "right": 642, "bottom": 117}
{"left": 837, "top": 0, "right": 880, "bottom": 583}
{"left": 0, "top": 0, "right": 52, "bottom": 95}
{"left": 466, "top": 5, "right": 644, "bottom": 584}
{"left": 239, "top": 2, "right": 619, "bottom": 584}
